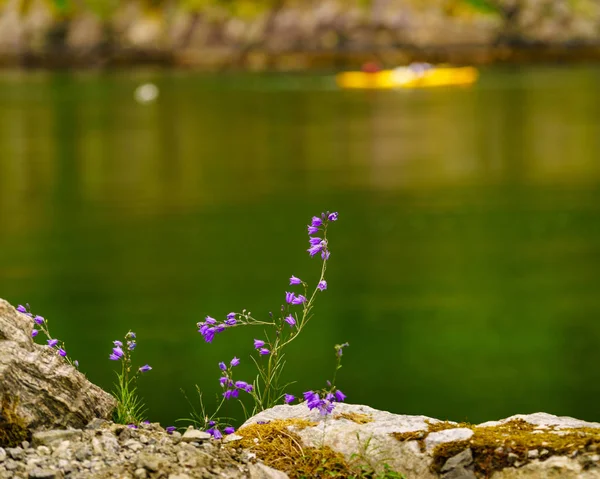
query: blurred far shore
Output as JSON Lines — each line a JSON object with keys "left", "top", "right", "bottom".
{"left": 1, "top": 0, "right": 600, "bottom": 70}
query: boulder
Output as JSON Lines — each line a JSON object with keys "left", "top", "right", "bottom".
{"left": 0, "top": 299, "right": 115, "bottom": 441}
{"left": 238, "top": 404, "right": 600, "bottom": 478}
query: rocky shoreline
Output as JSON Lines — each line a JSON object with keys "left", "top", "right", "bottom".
{"left": 0, "top": 420, "right": 284, "bottom": 479}
{"left": 1, "top": 0, "right": 600, "bottom": 70}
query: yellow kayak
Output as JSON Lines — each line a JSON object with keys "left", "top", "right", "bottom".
{"left": 336, "top": 65, "right": 479, "bottom": 90}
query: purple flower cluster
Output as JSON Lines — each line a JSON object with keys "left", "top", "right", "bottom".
{"left": 303, "top": 389, "right": 346, "bottom": 416}
{"left": 285, "top": 292, "right": 306, "bottom": 305}
{"left": 109, "top": 331, "right": 151, "bottom": 373}
{"left": 197, "top": 314, "right": 236, "bottom": 343}
{"left": 253, "top": 339, "right": 270, "bottom": 355}
{"left": 219, "top": 357, "right": 253, "bottom": 399}
{"left": 306, "top": 212, "right": 338, "bottom": 259}
{"left": 19, "top": 304, "right": 76, "bottom": 362}
{"left": 206, "top": 423, "right": 236, "bottom": 440}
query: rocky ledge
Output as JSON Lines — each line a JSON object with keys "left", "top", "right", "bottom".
{"left": 2, "top": 299, "right": 600, "bottom": 478}
{"left": 1, "top": 408, "right": 600, "bottom": 479}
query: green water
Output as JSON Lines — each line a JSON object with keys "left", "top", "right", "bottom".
{"left": 1, "top": 66, "right": 600, "bottom": 428}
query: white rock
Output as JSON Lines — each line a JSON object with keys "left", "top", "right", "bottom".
{"left": 425, "top": 428, "right": 474, "bottom": 452}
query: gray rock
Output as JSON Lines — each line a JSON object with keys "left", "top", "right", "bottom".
{"left": 442, "top": 467, "right": 477, "bottom": 479}
{"left": 6, "top": 447, "right": 23, "bottom": 459}
{"left": 136, "top": 452, "right": 161, "bottom": 472}
{"left": 134, "top": 469, "right": 147, "bottom": 479}
{"left": 168, "top": 474, "right": 191, "bottom": 479}
{"left": 0, "top": 299, "right": 116, "bottom": 431}
{"left": 0, "top": 447, "right": 5, "bottom": 462}
{"left": 28, "top": 469, "right": 63, "bottom": 479}
{"left": 442, "top": 448, "right": 473, "bottom": 472}
{"left": 32, "top": 430, "right": 82, "bottom": 448}
{"left": 181, "top": 429, "right": 211, "bottom": 443}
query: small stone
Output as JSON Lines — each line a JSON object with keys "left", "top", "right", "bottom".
{"left": 36, "top": 446, "right": 50, "bottom": 456}
{"left": 168, "top": 474, "right": 191, "bottom": 479}
{"left": 540, "top": 449, "right": 550, "bottom": 456}
{"left": 123, "top": 439, "right": 143, "bottom": 452}
{"left": 0, "top": 447, "right": 5, "bottom": 462}
{"left": 177, "top": 450, "right": 197, "bottom": 468}
{"left": 5, "top": 459, "right": 18, "bottom": 470}
{"left": 181, "top": 429, "right": 211, "bottom": 443}
{"left": 441, "top": 467, "right": 477, "bottom": 479}
{"left": 507, "top": 452, "right": 519, "bottom": 463}
{"left": 528, "top": 449, "right": 539, "bottom": 459}
{"left": 134, "top": 468, "right": 147, "bottom": 479}
{"left": 21, "top": 441, "right": 29, "bottom": 449}
{"left": 137, "top": 453, "right": 160, "bottom": 472}
{"left": 28, "top": 469, "right": 63, "bottom": 479}
{"left": 441, "top": 448, "right": 473, "bottom": 472}
{"left": 32, "top": 430, "right": 82, "bottom": 447}
{"left": 74, "top": 445, "right": 92, "bottom": 461}
{"left": 7, "top": 447, "right": 24, "bottom": 459}
{"left": 85, "top": 419, "right": 110, "bottom": 430}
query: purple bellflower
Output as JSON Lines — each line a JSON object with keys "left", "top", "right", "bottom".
{"left": 307, "top": 225, "right": 319, "bottom": 235}
{"left": 317, "top": 281, "right": 327, "bottom": 291}
{"left": 218, "top": 362, "right": 227, "bottom": 371}
{"left": 230, "top": 357, "right": 240, "bottom": 367}
{"left": 291, "top": 295, "right": 306, "bottom": 305}
{"left": 289, "top": 275, "right": 302, "bottom": 285}
{"left": 311, "top": 216, "right": 323, "bottom": 227}
{"left": 32, "top": 329, "right": 38, "bottom": 337}
{"left": 109, "top": 346, "right": 124, "bottom": 361}
{"left": 166, "top": 426, "right": 176, "bottom": 434}
{"left": 224, "top": 426, "right": 235, "bottom": 435}
{"left": 58, "top": 348, "right": 67, "bottom": 357}
{"left": 139, "top": 364, "right": 152, "bottom": 373}
{"left": 284, "top": 315, "right": 296, "bottom": 327}
{"left": 34, "top": 316, "right": 44, "bottom": 325}
{"left": 17, "top": 305, "right": 27, "bottom": 313}
{"left": 253, "top": 339, "right": 265, "bottom": 349}
{"left": 284, "top": 394, "right": 295, "bottom": 404}
{"left": 47, "top": 339, "right": 58, "bottom": 348}
{"left": 259, "top": 348, "right": 270, "bottom": 355}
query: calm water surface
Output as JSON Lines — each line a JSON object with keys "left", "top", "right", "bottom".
{"left": 1, "top": 66, "right": 600, "bottom": 427}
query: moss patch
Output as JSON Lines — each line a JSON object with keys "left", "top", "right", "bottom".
{"left": 235, "top": 419, "right": 355, "bottom": 478}
{"left": 0, "top": 394, "right": 30, "bottom": 448}
{"left": 334, "top": 412, "right": 374, "bottom": 425}
{"left": 392, "top": 418, "right": 600, "bottom": 477}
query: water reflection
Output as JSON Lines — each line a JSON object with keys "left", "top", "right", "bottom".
{"left": 1, "top": 66, "right": 599, "bottom": 426}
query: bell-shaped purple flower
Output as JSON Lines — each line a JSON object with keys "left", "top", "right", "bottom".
{"left": 225, "top": 318, "right": 236, "bottom": 326}
{"left": 317, "top": 281, "right": 327, "bottom": 291}
{"left": 219, "top": 377, "right": 229, "bottom": 386}
{"left": 335, "top": 390, "right": 346, "bottom": 402}
{"left": 113, "top": 340, "right": 123, "bottom": 347}
{"left": 166, "top": 426, "right": 176, "bottom": 434}
{"left": 285, "top": 292, "right": 295, "bottom": 304}
{"left": 284, "top": 315, "right": 296, "bottom": 327}
{"left": 17, "top": 305, "right": 27, "bottom": 313}
{"left": 230, "top": 357, "right": 240, "bottom": 367}
{"left": 47, "top": 339, "right": 58, "bottom": 348}
{"left": 205, "top": 316, "right": 217, "bottom": 325}
{"left": 321, "top": 250, "right": 330, "bottom": 261}
{"left": 309, "top": 237, "right": 322, "bottom": 246}
{"left": 307, "top": 225, "right": 319, "bottom": 235}
{"left": 32, "top": 329, "right": 38, "bottom": 338}
{"left": 259, "top": 348, "right": 270, "bottom": 355}
{"left": 284, "top": 394, "right": 295, "bottom": 404}
{"left": 254, "top": 339, "right": 265, "bottom": 349}
{"left": 308, "top": 244, "right": 324, "bottom": 257}
{"left": 224, "top": 426, "right": 235, "bottom": 435}
{"left": 139, "top": 364, "right": 152, "bottom": 373}
{"left": 58, "top": 348, "right": 67, "bottom": 357}
{"left": 289, "top": 275, "right": 302, "bottom": 285}
{"left": 235, "top": 381, "right": 249, "bottom": 390}
{"left": 328, "top": 212, "right": 338, "bottom": 221}
{"left": 291, "top": 295, "right": 306, "bottom": 305}
{"left": 311, "top": 216, "right": 322, "bottom": 227}
{"left": 218, "top": 362, "right": 227, "bottom": 371}
{"left": 34, "top": 315, "right": 44, "bottom": 325}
